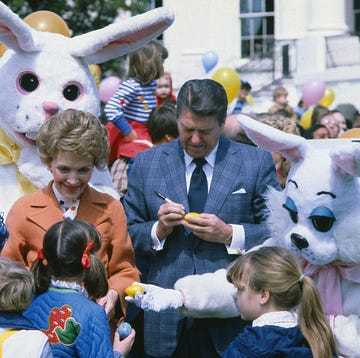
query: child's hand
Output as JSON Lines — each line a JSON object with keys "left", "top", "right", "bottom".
{"left": 113, "top": 328, "right": 136, "bottom": 357}
{"left": 125, "top": 130, "right": 137, "bottom": 142}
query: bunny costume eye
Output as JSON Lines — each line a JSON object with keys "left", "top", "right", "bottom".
{"left": 17, "top": 72, "right": 40, "bottom": 94}
{"left": 63, "top": 82, "right": 83, "bottom": 102}
{"left": 282, "top": 197, "right": 298, "bottom": 223}
{"left": 309, "top": 206, "right": 336, "bottom": 233}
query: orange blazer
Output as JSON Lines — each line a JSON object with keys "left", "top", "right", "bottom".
{"left": 1, "top": 181, "right": 139, "bottom": 315}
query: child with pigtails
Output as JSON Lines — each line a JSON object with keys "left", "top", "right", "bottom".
{"left": 24, "top": 220, "right": 135, "bottom": 358}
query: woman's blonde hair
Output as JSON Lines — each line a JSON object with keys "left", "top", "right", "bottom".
{"left": 256, "top": 112, "right": 299, "bottom": 135}
{"left": 227, "top": 247, "right": 337, "bottom": 358}
{"left": 37, "top": 109, "right": 110, "bottom": 169}
{"left": 128, "top": 40, "right": 167, "bottom": 85}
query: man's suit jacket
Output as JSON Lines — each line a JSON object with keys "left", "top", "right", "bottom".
{"left": 1, "top": 181, "right": 139, "bottom": 315}
{"left": 123, "top": 136, "right": 280, "bottom": 356}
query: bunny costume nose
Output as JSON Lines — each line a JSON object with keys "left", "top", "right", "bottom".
{"left": 291, "top": 233, "right": 309, "bottom": 250}
{"left": 43, "top": 101, "right": 59, "bottom": 120}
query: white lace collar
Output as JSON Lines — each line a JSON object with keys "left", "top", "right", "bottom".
{"left": 50, "top": 279, "right": 88, "bottom": 298}
{"left": 253, "top": 310, "right": 298, "bottom": 328}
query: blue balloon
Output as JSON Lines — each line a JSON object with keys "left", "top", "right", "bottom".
{"left": 202, "top": 50, "right": 218, "bottom": 73}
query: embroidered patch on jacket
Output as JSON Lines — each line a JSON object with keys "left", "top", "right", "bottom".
{"left": 42, "top": 304, "right": 81, "bottom": 345}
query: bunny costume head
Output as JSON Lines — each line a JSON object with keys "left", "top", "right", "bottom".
{"left": 237, "top": 114, "right": 360, "bottom": 356}
{"left": 0, "top": 2, "right": 173, "bottom": 216}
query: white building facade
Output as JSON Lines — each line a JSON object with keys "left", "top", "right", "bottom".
{"left": 161, "top": 0, "right": 360, "bottom": 111}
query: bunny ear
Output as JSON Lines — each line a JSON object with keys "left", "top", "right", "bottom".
{"left": 330, "top": 141, "right": 360, "bottom": 178}
{"left": 237, "top": 114, "right": 307, "bottom": 162}
{"left": 69, "top": 7, "right": 174, "bottom": 65}
{"left": 0, "top": 2, "right": 39, "bottom": 52}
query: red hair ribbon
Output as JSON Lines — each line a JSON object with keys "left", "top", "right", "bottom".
{"left": 37, "top": 248, "right": 45, "bottom": 261}
{"left": 81, "top": 241, "right": 95, "bottom": 269}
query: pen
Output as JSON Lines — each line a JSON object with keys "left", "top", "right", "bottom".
{"left": 154, "top": 191, "right": 174, "bottom": 203}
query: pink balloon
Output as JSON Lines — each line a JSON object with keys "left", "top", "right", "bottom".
{"left": 99, "top": 76, "right": 122, "bottom": 102}
{"left": 301, "top": 79, "right": 326, "bottom": 106}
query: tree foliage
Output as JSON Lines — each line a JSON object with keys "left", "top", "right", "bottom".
{"left": 2, "top": 0, "right": 153, "bottom": 76}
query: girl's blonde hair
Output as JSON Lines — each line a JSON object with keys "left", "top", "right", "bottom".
{"left": 128, "top": 40, "right": 167, "bottom": 85}
{"left": 227, "top": 247, "right": 337, "bottom": 358}
{"left": 37, "top": 108, "right": 110, "bottom": 169}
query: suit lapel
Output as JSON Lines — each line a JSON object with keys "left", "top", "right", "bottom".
{"left": 205, "top": 137, "right": 245, "bottom": 215}
{"left": 160, "top": 141, "right": 191, "bottom": 237}
{"left": 77, "top": 186, "right": 109, "bottom": 226}
{"left": 26, "top": 184, "right": 110, "bottom": 231}
{"left": 26, "top": 183, "right": 64, "bottom": 231}
{"left": 161, "top": 140, "right": 188, "bottom": 209}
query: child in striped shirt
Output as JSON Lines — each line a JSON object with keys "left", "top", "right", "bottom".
{"left": 104, "top": 40, "right": 168, "bottom": 197}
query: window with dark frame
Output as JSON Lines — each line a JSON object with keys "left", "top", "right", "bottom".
{"left": 239, "top": 0, "right": 275, "bottom": 59}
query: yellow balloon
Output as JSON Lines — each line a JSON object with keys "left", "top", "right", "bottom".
{"left": 318, "top": 87, "right": 335, "bottom": 107}
{"left": 211, "top": 67, "right": 240, "bottom": 103}
{"left": 300, "top": 108, "right": 314, "bottom": 130}
{"left": 89, "top": 64, "right": 101, "bottom": 89}
{"left": 246, "top": 94, "right": 254, "bottom": 105}
{"left": 0, "top": 43, "right": 7, "bottom": 57}
{"left": 24, "top": 11, "right": 70, "bottom": 37}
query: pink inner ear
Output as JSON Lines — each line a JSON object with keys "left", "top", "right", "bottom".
{"left": 0, "top": 23, "right": 11, "bottom": 33}
{"left": 281, "top": 146, "right": 305, "bottom": 162}
{"left": 108, "top": 22, "right": 167, "bottom": 46}
{"left": 333, "top": 154, "right": 357, "bottom": 177}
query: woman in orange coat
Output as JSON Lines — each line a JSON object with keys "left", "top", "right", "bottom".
{"left": 1, "top": 109, "right": 139, "bottom": 323}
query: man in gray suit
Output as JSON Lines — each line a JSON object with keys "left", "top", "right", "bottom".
{"left": 123, "top": 79, "right": 280, "bottom": 357}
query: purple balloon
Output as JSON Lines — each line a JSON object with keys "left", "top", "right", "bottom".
{"left": 99, "top": 76, "right": 122, "bottom": 102}
{"left": 202, "top": 50, "right": 218, "bottom": 73}
{"left": 301, "top": 79, "right": 326, "bottom": 107}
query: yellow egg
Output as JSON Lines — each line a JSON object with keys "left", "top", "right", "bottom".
{"left": 125, "top": 284, "right": 144, "bottom": 298}
{"left": 184, "top": 212, "right": 201, "bottom": 222}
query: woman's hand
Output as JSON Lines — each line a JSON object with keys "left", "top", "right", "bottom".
{"left": 98, "top": 289, "right": 119, "bottom": 319}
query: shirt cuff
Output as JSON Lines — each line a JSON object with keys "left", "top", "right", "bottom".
{"left": 226, "top": 224, "right": 244, "bottom": 255}
{"left": 151, "top": 221, "right": 166, "bottom": 251}
{"left": 112, "top": 115, "right": 132, "bottom": 135}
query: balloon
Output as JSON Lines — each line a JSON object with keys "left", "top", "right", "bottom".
{"left": 24, "top": 11, "right": 70, "bottom": 37}
{"left": 318, "top": 87, "right": 335, "bottom": 107}
{"left": 211, "top": 67, "right": 240, "bottom": 103}
{"left": 300, "top": 108, "right": 314, "bottom": 130}
{"left": 99, "top": 76, "right": 122, "bottom": 102}
{"left": 301, "top": 79, "right": 326, "bottom": 107}
{"left": 202, "top": 50, "right": 218, "bottom": 73}
{"left": 339, "top": 128, "right": 360, "bottom": 139}
{"left": 246, "top": 94, "right": 254, "bottom": 105}
{"left": 89, "top": 64, "right": 101, "bottom": 89}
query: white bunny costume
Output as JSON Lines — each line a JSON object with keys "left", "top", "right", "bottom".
{"left": 0, "top": 2, "right": 173, "bottom": 217}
